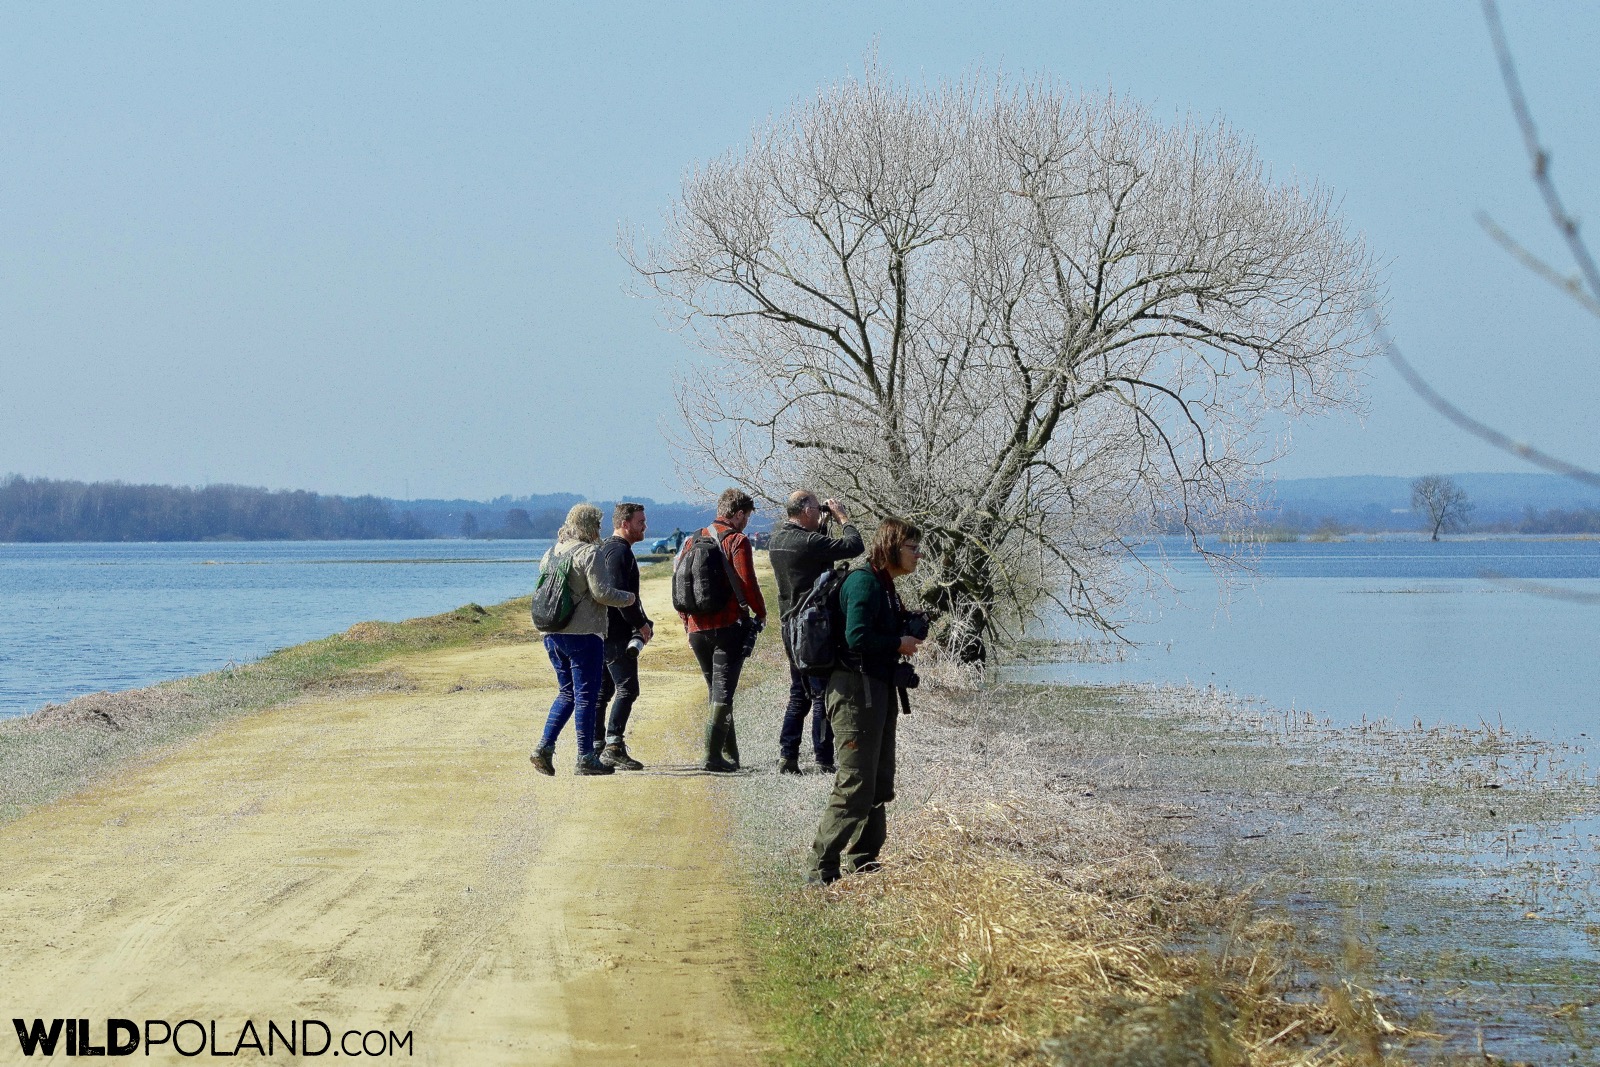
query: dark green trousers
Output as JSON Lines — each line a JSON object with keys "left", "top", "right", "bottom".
{"left": 807, "top": 670, "right": 898, "bottom": 879}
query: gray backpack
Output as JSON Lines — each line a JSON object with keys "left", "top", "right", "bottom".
{"left": 783, "top": 568, "right": 844, "bottom": 674}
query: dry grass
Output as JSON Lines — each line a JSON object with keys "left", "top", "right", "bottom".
{"left": 794, "top": 687, "right": 1454, "bottom": 1067}
{"left": 722, "top": 588, "right": 1521, "bottom": 1067}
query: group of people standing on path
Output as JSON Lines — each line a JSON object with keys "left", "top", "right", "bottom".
{"left": 528, "top": 487, "right": 926, "bottom": 885}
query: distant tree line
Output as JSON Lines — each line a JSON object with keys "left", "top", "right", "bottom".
{"left": 0, "top": 476, "right": 431, "bottom": 542}
{"left": 404, "top": 498, "right": 721, "bottom": 540}
{"left": 1504, "top": 508, "right": 1600, "bottom": 535}
{"left": 1253, "top": 504, "right": 1600, "bottom": 537}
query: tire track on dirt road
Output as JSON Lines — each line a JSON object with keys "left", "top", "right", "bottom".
{"left": 0, "top": 578, "right": 763, "bottom": 1065}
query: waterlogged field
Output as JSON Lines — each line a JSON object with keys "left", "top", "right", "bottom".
{"left": 1018, "top": 536, "right": 1600, "bottom": 740}
{"left": 1008, "top": 536, "right": 1600, "bottom": 1061}
{"left": 0, "top": 539, "right": 551, "bottom": 719}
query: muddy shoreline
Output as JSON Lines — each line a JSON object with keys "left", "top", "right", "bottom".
{"left": 1040, "top": 681, "right": 1600, "bottom": 1063}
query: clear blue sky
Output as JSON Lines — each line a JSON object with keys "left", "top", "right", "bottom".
{"left": 3, "top": 1, "right": 1595, "bottom": 502}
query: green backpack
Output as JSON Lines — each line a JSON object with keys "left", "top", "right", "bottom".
{"left": 530, "top": 548, "right": 577, "bottom": 632}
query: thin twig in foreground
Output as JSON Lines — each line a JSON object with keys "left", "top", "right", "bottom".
{"left": 1381, "top": 321, "right": 1600, "bottom": 491}
{"left": 1481, "top": 0, "right": 1600, "bottom": 308}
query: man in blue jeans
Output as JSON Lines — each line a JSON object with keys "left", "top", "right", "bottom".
{"left": 767, "top": 490, "right": 863, "bottom": 774}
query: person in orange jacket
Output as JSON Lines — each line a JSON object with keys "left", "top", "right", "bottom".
{"left": 678, "top": 488, "right": 767, "bottom": 771}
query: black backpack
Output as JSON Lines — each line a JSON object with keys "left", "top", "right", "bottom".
{"left": 783, "top": 567, "right": 844, "bottom": 674}
{"left": 672, "top": 527, "right": 748, "bottom": 616}
{"left": 530, "top": 547, "right": 577, "bottom": 632}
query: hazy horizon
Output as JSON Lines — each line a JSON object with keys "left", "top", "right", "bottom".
{"left": 4, "top": 2, "right": 1594, "bottom": 500}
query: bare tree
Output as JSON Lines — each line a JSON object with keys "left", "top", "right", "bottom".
{"left": 1410, "top": 475, "right": 1473, "bottom": 541}
{"left": 628, "top": 69, "right": 1381, "bottom": 662}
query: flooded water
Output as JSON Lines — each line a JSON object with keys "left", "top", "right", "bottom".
{"left": 1018, "top": 537, "right": 1600, "bottom": 741}
{"left": 0, "top": 539, "right": 551, "bottom": 720}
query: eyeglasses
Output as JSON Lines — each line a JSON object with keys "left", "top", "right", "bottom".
{"left": 903, "top": 544, "right": 922, "bottom": 556}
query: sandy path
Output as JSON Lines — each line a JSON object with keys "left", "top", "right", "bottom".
{"left": 0, "top": 579, "right": 762, "bottom": 1065}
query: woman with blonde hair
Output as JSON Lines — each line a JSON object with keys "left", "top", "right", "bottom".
{"left": 530, "top": 503, "right": 637, "bottom": 776}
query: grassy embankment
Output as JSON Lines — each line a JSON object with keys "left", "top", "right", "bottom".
{"left": 0, "top": 596, "right": 532, "bottom": 822}
{"left": 723, "top": 667, "right": 1415, "bottom": 1066}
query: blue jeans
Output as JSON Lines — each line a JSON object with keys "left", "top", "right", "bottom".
{"left": 539, "top": 632, "right": 605, "bottom": 754}
{"left": 780, "top": 660, "right": 835, "bottom": 764}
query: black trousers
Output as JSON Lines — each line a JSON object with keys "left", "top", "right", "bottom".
{"left": 687, "top": 624, "right": 748, "bottom": 707}
{"left": 596, "top": 637, "right": 640, "bottom": 745}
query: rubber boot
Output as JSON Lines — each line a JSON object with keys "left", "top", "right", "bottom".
{"left": 721, "top": 713, "right": 741, "bottom": 769}
{"left": 703, "top": 703, "right": 736, "bottom": 772}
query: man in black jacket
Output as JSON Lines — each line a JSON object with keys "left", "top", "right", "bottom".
{"left": 768, "top": 490, "right": 863, "bottom": 774}
{"left": 596, "top": 502, "right": 654, "bottom": 770}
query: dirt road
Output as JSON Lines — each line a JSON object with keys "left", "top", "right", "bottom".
{"left": 0, "top": 578, "right": 763, "bottom": 1065}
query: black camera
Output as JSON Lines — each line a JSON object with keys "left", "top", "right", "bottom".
{"left": 740, "top": 616, "right": 765, "bottom": 659}
{"left": 892, "top": 661, "right": 920, "bottom": 690}
{"left": 901, "top": 610, "right": 930, "bottom": 641}
{"left": 625, "top": 633, "right": 646, "bottom": 659}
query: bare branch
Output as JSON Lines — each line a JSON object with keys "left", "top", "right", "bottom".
{"left": 1476, "top": 211, "right": 1600, "bottom": 318}
{"left": 1381, "top": 322, "right": 1600, "bottom": 491}
{"left": 1481, "top": 0, "right": 1600, "bottom": 308}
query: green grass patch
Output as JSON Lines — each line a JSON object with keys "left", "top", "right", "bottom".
{"left": 737, "top": 874, "right": 914, "bottom": 1067}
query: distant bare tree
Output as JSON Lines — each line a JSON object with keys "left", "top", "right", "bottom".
{"left": 629, "top": 69, "right": 1382, "bottom": 662}
{"left": 1411, "top": 475, "right": 1473, "bottom": 540}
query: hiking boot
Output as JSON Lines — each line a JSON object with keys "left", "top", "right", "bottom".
{"left": 600, "top": 742, "right": 644, "bottom": 771}
{"left": 703, "top": 755, "right": 738, "bottom": 773}
{"left": 805, "top": 867, "right": 840, "bottom": 886}
{"left": 778, "top": 756, "right": 802, "bottom": 775}
{"left": 529, "top": 746, "right": 555, "bottom": 777}
{"left": 575, "top": 752, "right": 615, "bottom": 776}
{"left": 816, "top": 762, "right": 837, "bottom": 775}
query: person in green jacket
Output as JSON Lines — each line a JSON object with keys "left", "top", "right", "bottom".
{"left": 806, "top": 517, "right": 925, "bottom": 885}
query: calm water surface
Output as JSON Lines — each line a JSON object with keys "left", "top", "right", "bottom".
{"left": 1019, "top": 537, "right": 1600, "bottom": 740}
{"left": 0, "top": 540, "right": 551, "bottom": 719}
{"left": 6, "top": 537, "right": 1597, "bottom": 740}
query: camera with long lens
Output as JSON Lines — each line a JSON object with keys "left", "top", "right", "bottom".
{"left": 625, "top": 633, "right": 647, "bottom": 659}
